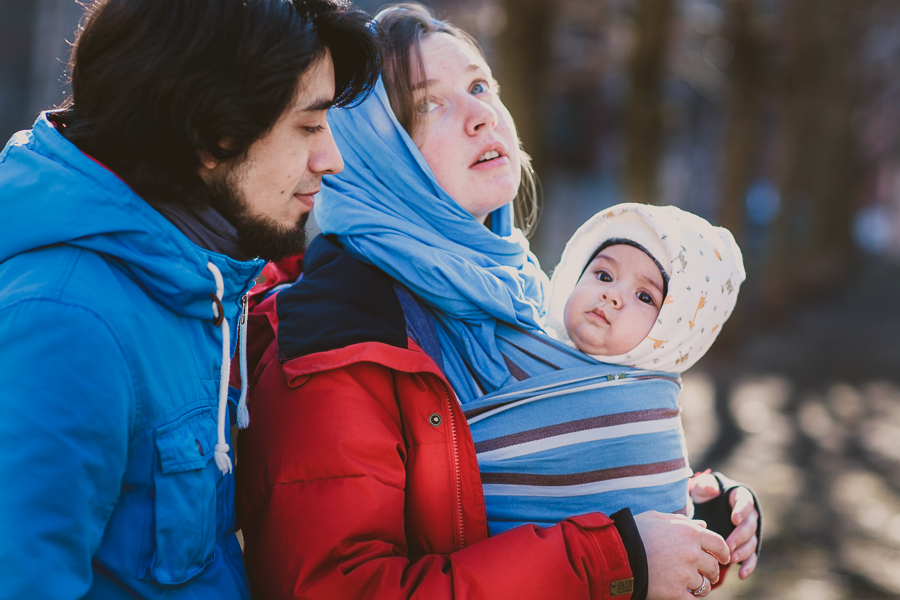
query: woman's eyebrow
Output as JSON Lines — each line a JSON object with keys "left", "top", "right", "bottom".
{"left": 411, "top": 64, "right": 484, "bottom": 92}
{"left": 411, "top": 79, "right": 437, "bottom": 92}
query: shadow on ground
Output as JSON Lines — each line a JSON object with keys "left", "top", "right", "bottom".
{"left": 681, "top": 256, "right": 900, "bottom": 599}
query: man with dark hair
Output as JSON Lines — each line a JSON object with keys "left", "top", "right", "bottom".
{"left": 0, "top": 0, "right": 379, "bottom": 597}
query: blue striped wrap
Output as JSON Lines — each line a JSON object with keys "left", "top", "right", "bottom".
{"left": 461, "top": 324, "right": 691, "bottom": 535}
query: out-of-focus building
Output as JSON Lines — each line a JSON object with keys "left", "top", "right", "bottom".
{"left": 0, "top": 0, "right": 82, "bottom": 140}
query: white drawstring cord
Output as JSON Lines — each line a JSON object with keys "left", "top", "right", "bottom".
{"left": 236, "top": 294, "right": 250, "bottom": 429}
{"left": 207, "top": 261, "right": 233, "bottom": 475}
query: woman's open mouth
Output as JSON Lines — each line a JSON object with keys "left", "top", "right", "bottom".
{"left": 471, "top": 148, "right": 509, "bottom": 170}
{"left": 476, "top": 150, "right": 501, "bottom": 164}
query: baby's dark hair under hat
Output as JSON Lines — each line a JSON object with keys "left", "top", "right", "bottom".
{"left": 583, "top": 237, "right": 670, "bottom": 300}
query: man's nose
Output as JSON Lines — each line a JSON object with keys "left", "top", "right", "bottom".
{"left": 310, "top": 122, "right": 344, "bottom": 175}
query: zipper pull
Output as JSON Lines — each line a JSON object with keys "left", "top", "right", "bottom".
{"left": 236, "top": 292, "right": 251, "bottom": 430}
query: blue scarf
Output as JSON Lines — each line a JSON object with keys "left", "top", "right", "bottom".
{"left": 316, "top": 79, "right": 549, "bottom": 399}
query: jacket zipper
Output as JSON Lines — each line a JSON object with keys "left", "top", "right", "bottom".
{"left": 440, "top": 380, "right": 466, "bottom": 550}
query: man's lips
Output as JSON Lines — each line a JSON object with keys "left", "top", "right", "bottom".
{"left": 293, "top": 189, "right": 318, "bottom": 210}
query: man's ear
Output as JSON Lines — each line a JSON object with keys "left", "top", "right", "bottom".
{"left": 199, "top": 136, "right": 236, "bottom": 173}
{"left": 198, "top": 150, "right": 219, "bottom": 172}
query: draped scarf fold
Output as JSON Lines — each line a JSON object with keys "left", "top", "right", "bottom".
{"left": 316, "top": 79, "right": 549, "bottom": 398}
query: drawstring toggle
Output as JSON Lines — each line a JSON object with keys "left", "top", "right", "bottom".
{"left": 207, "top": 261, "right": 233, "bottom": 475}
{"left": 209, "top": 293, "right": 225, "bottom": 327}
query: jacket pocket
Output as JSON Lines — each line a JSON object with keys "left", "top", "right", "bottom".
{"left": 148, "top": 408, "right": 219, "bottom": 585}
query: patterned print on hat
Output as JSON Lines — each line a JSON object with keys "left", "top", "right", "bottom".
{"left": 545, "top": 203, "right": 745, "bottom": 373}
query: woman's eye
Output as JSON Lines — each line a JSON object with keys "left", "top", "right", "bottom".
{"left": 471, "top": 82, "right": 487, "bottom": 95}
{"left": 417, "top": 100, "right": 440, "bottom": 114}
{"left": 637, "top": 291, "right": 655, "bottom": 305}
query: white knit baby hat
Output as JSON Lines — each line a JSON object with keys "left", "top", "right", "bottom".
{"left": 545, "top": 203, "right": 745, "bottom": 373}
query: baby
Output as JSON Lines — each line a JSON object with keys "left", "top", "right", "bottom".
{"left": 545, "top": 202, "right": 744, "bottom": 376}
{"left": 469, "top": 202, "right": 747, "bottom": 537}
{"left": 547, "top": 202, "right": 746, "bottom": 525}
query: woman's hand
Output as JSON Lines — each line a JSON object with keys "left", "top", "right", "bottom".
{"left": 690, "top": 473, "right": 759, "bottom": 579}
{"left": 634, "top": 510, "right": 730, "bottom": 599}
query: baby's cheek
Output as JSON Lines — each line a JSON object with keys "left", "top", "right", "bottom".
{"left": 562, "top": 296, "right": 580, "bottom": 336}
{"left": 640, "top": 306, "right": 661, "bottom": 337}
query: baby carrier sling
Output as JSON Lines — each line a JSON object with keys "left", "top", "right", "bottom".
{"left": 397, "top": 286, "right": 692, "bottom": 535}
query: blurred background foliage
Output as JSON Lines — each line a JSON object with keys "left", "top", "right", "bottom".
{"left": 3, "top": 0, "right": 900, "bottom": 597}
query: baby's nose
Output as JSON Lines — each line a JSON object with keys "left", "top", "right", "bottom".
{"left": 601, "top": 293, "right": 619, "bottom": 307}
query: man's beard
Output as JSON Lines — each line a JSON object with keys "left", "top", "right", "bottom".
{"left": 204, "top": 169, "right": 309, "bottom": 263}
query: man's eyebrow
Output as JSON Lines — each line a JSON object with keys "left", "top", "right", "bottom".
{"left": 295, "top": 97, "right": 335, "bottom": 113}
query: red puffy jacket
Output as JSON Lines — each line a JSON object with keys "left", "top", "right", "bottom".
{"left": 236, "top": 236, "right": 643, "bottom": 599}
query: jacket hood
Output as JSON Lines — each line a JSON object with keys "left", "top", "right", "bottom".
{"left": 0, "top": 113, "right": 264, "bottom": 318}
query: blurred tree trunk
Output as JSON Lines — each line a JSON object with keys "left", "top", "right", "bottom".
{"left": 764, "top": 0, "right": 863, "bottom": 321}
{"left": 27, "top": 0, "right": 82, "bottom": 115}
{"left": 624, "top": 0, "right": 674, "bottom": 205}
{"left": 763, "top": 0, "right": 812, "bottom": 321}
{"left": 717, "top": 0, "right": 766, "bottom": 247}
{"left": 496, "top": 0, "right": 555, "bottom": 177}
{"left": 802, "top": 1, "right": 861, "bottom": 288}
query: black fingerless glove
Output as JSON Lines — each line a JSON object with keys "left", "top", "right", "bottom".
{"left": 691, "top": 472, "right": 763, "bottom": 560}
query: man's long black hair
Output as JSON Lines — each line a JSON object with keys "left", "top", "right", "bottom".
{"left": 50, "top": 0, "right": 380, "bottom": 206}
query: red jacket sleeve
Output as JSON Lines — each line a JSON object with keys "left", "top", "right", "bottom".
{"left": 237, "top": 358, "right": 635, "bottom": 600}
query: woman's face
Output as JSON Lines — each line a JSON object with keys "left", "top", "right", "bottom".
{"left": 414, "top": 33, "right": 521, "bottom": 223}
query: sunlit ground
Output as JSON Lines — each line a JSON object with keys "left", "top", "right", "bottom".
{"left": 681, "top": 374, "right": 900, "bottom": 599}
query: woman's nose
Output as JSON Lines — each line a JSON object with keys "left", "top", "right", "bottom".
{"left": 465, "top": 97, "right": 497, "bottom": 136}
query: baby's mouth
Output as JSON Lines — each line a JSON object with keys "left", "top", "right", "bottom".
{"left": 590, "top": 308, "right": 609, "bottom": 325}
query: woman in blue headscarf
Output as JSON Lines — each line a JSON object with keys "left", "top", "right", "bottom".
{"left": 235, "top": 4, "right": 758, "bottom": 599}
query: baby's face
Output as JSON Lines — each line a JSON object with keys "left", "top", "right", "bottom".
{"left": 563, "top": 244, "right": 664, "bottom": 356}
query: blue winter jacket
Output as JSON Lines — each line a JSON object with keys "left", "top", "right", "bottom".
{"left": 0, "top": 114, "right": 264, "bottom": 598}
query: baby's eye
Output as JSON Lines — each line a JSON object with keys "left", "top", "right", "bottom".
{"left": 596, "top": 271, "right": 612, "bottom": 283}
{"left": 637, "top": 291, "right": 655, "bottom": 305}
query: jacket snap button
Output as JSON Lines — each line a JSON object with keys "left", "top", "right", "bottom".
{"left": 429, "top": 413, "right": 442, "bottom": 427}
